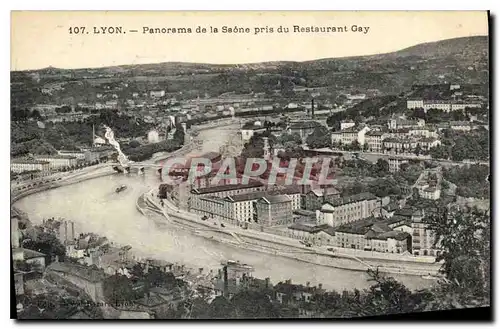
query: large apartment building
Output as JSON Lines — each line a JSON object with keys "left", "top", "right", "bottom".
{"left": 189, "top": 186, "right": 300, "bottom": 226}
{"left": 36, "top": 155, "right": 78, "bottom": 170}
{"left": 255, "top": 195, "right": 293, "bottom": 227}
{"left": 410, "top": 210, "right": 442, "bottom": 257}
{"left": 406, "top": 99, "right": 482, "bottom": 113}
{"left": 316, "top": 192, "right": 381, "bottom": 227}
{"left": 365, "top": 131, "right": 385, "bottom": 153}
{"left": 334, "top": 218, "right": 410, "bottom": 253}
{"left": 190, "top": 181, "right": 265, "bottom": 199}
{"left": 303, "top": 187, "right": 340, "bottom": 211}
{"left": 331, "top": 125, "right": 371, "bottom": 146}
{"left": 11, "top": 159, "right": 50, "bottom": 174}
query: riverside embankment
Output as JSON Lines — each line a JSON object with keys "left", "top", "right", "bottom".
{"left": 11, "top": 165, "right": 116, "bottom": 205}
{"left": 138, "top": 189, "right": 442, "bottom": 278}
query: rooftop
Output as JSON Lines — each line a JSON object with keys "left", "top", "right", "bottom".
{"left": 394, "top": 207, "right": 415, "bottom": 218}
{"left": 19, "top": 248, "right": 46, "bottom": 260}
{"left": 259, "top": 195, "right": 292, "bottom": 204}
{"left": 336, "top": 217, "right": 400, "bottom": 239}
{"left": 289, "top": 121, "right": 322, "bottom": 130}
{"left": 366, "top": 131, "right": 385, "bottom": 136}
{"left": 309, "top": 187, "right": 340, "bottom": 197}
{"left": 371, "top": 230, "right": 411, "bottom": 241}
{"left": 288, "top": 222, "right": 328, "bottom": 233}
{"left": 192, "top": 181, "right": 263, "bottom": 194}
{"left": 342, "top": 125, "right": 367, "bottom": 133}
{"left": 36, "top": 155, "right": 77, "bottom": 160}
{"left": 278, "top": 185, "right": 303, "bottom": 195}
{"left": 322, "top": 192, "right": 377, "bottom": 210}
{"left": 322, "top": 226, "right": 336, "bottom": 236}
{"left": 224, "top": 191, "right": 267, "bottom": 202}
{"left": 241, "top": 121, "right": 265, "bottom": 130}
{"left": 47, "top": 262, "right": 106, "bottom": 283}
{"left": 11, "top": 159, "right": 50, "bottom": 165}
{"left": 293, "top": 209, "right": 316, "bottom": 217}
{"left": 383, "top": 201, "right": 400, "bottom": 212}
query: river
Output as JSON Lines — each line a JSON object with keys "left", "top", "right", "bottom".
{"left": 14, "top": 124, "right": 434, "bottom": 292}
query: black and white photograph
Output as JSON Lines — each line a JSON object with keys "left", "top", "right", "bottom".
{"left": 9, "top": 10, "right": 491, "bottom": 320}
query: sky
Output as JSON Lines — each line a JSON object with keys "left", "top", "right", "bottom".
{"left": 11, "top": 11, "right": 489, "bottom": 71}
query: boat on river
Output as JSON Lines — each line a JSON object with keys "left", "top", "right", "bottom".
{"left": 115, "top": 185, "right": 127, "bottom": 193}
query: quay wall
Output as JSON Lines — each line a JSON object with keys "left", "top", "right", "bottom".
{"left": 142, "top": 192, "right": 442, "bottom": 277}
{"left": 11, "top": 166, "right": 116, "bottom": 205}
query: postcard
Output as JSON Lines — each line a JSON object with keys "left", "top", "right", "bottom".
{"left": 10, "top": 11, "right": 490, "bottom": 320}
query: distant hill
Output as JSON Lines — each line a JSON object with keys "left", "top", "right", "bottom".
{"left": 11, "top": 36, "right": 489, "bottom": 102}
{"left": 15, "top": 35, "right": 489, "bottom": 74}
{"left": 381, "top": 35, "right": 488, "bottom": 59}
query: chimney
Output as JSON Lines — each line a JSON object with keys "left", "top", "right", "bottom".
{"left": 64, "top": 221, "right": 68, "bottom": 244}
{"left": 223, "top": 266, "right": 229, "bottom": 298}
{"left": 70, "top": 221, "right": 75, "bottom": 241}
{"left": 265, "top": 277, "right": 270, "bottom": 288}
{"left": 199, "top": 267, "right": 203, "bottom": 275}
{"left": 311, "top": 99, "right": 315, "bottom": 119}
{"left": 318, "top": 283, "right": 323, "bottom": 290}
{"left": 306, "top": 281, "right": 310, "bottom": 287}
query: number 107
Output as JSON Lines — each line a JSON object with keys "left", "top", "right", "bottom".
{"left": 69, "top": 27, "right": 86, "bottom": 34}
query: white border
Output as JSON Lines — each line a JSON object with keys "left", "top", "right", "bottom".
{"left": 3, "top": 1, "right": 497, "bottom": 328}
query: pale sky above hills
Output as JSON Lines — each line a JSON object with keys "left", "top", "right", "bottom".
{"left": 11, "top": 11, "right": 488, "bottom": 71}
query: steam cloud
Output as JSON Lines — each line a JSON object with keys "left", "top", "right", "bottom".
{"left": 103, "top": 125, "right": 131, "bottom": 167}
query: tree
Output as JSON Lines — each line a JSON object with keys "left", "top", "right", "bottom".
{"left": 22, "top": 231, "right": 65, "bottom": 264}
{"left": 424, "top": 207, "right": 490, "bottom": 307}
{"left": 360, "top": 268, "right": 427, "bottom": 316}
{"left": 103, "top": 274, "right": 138, "bottom": 305}
{"left": 146, "top": 268, "right": 177, "bottom": 288}
{"left": 375, "top": 159, "right": 389, "bottom": 176}
{"left": 173, "top": 124, "right": 186, "bottom": 144}
{"left": 278, "top": 132, "right": 302, "bottom": 148}
{"left": 128, "top": 140, "right": 141, "bottom": 148}
{"left": 350, "top": 140, "right": 361, "bottom": 151}
{"left": 231, "top": 290, "right": 280, "bottom": 319}
{"left": 204, "top": 296, "right": 236, "bottom": 319}
{"left": 414, "top": 143, "right": 422, "bottom": 156}
{"left": 306, "top": 126, "right": 331, "bottom": 149}
{"left": 29, "top": 109, "right": 43, "bottom": 120}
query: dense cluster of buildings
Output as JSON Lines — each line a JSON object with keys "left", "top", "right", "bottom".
{"left": 12, "top": 214, "right": 194, "bottom": 318}
{"left": 406, "top": 84, "right": 484, "bottom": 113}
{"left": 186, "top": 174, "right": 443, "bottom": 257}
{"left": 11, "top": 145, "right": 118, "bottom": 178}
{"left": 189, "top": 182, "right": 303, "bottom": 227}
{"left": 332, "top": 119, "right": 444, "bottom": 155}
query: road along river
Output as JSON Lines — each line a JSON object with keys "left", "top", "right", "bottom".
{"left": 14, "top": 124, "right": 435, "bottom": 292}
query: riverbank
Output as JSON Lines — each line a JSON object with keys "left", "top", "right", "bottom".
{"left": 138, "top": 190, "right": 441, "bottom": 278}
{"left": 11, "top": 165, "right": 117, "bottom": 205}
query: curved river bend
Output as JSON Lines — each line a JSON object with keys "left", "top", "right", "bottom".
{"left": 14, "top": 124, "right": 433, "bottom": 292}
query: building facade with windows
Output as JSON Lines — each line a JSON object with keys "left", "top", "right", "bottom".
{"left": 36, "top": 155, "right": 78, "bottom": 169}
{"left": 316, "top": 192, "right": 380, "bottom": 227}
{"left": 303, "top": 187, "right": 340, "bottom": 211}
{"left": 11, "top": 159, "right": 51, "bottom": 173}
{"left": 255, "top": 195, "right": 293, "bottom": 226}
{"left": 411, "top": 210, "right": 442, "bottom": 257}
{"left": 365, "top": 131, "right": 385, "bottom": 152}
